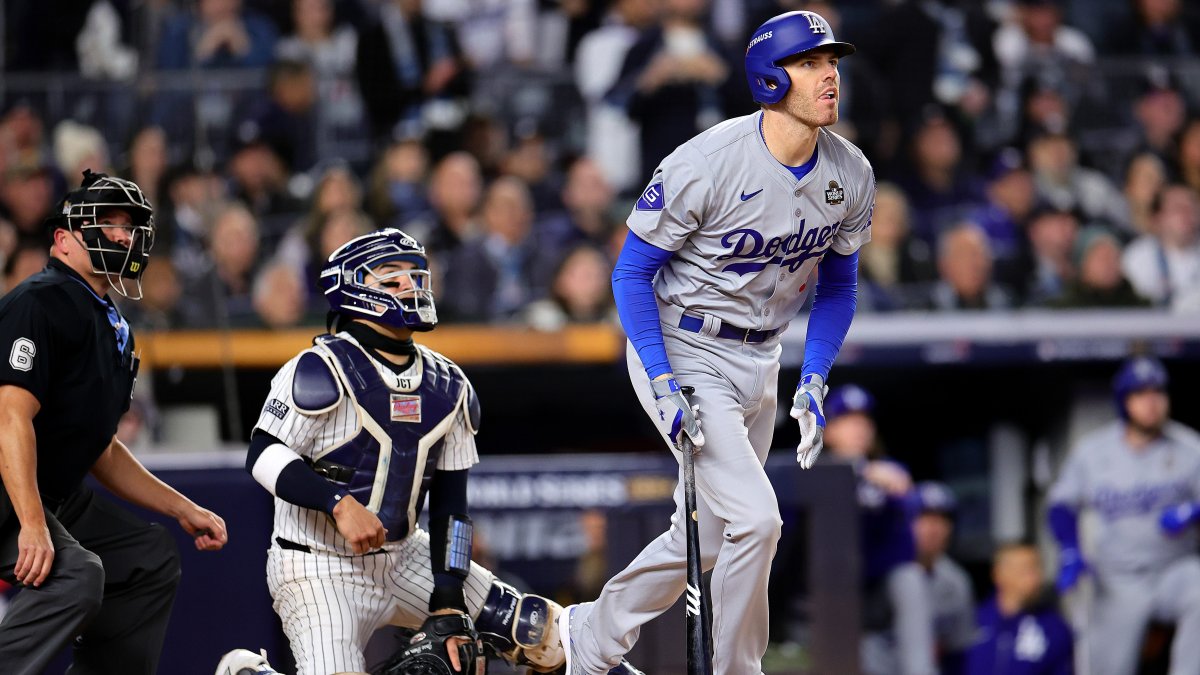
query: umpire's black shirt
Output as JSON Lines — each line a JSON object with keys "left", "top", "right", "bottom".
{"left": 0, "top": 258, "right": 138, "bottom": 505}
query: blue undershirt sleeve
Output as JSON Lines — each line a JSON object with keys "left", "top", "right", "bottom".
{"left": 1048, "top": 503, "right": 1080, "bottom": 551}
{"left": 801, "top": 249, "right": 860, "bottom": 382}
{"left": 612, "top": 232, "right": 675, "bottom": 379}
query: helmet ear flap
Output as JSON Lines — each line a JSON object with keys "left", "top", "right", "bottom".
{"left": 755, "top": 64, "right": 791, "bottom": 105}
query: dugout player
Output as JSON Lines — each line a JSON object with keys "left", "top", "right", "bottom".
{"left": 219, "top": 228, "right": 643, "bottom": 675}
{"left": 966, "top": 541, "right": 1073, "bottom": 675}
{"left": 1048, "top": 355, "right": 1200, "bottom": 675}
{"left": 821, "top": 385, "right": 936, "bottom": 675}
{"left": 560, "top": 10, "right": 875, "bottom": 675}
{"left": 0, "top": 170, "right": 228, "bottom": 674}
{"left": 912, "top": 482, "right": 975, "bottom": 675}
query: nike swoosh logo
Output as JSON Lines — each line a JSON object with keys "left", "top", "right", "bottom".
{"left": 740, "top": 188, "right": 764, "bottom": 201}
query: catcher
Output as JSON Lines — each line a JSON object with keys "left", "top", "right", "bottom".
{"left": 216, "top": 229, "right": 641, "bottom": 675}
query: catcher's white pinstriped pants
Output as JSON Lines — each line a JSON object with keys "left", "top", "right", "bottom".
{"left": 267, "top": 528, "right": 495, "bottom": 675}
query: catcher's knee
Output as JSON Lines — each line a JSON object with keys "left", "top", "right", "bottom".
{"left": 475, "top": 581, "right": 565, "bottom": 672}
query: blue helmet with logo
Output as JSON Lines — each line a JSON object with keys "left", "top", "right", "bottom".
{"left": 1112, "top": 355, "right": 1168, "bottom": 419}
{"left": 319, "top": 228, "right": 437, "bottom": 331}
{"left": 745, "top": 11, "right": 856, "bottom": 105}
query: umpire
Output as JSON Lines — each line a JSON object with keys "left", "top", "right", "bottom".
{"left": 0, "top": 170, "right": 227, "bottom": 674}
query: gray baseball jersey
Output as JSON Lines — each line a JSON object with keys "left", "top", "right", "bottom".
{"left": 571, "top": 111, "right": 875, "bottom": 675}
{"left": 928, "top": 557, "right": 975, "bottom": 655}
{"left": 1049, "top": 421, "right": 1200, "bottom": 675}
{"left": 628, "top": 112, "right": 874, "bottom": 330}
{"left": 1049, "top": 421, "right": 1200, "bottom": 574}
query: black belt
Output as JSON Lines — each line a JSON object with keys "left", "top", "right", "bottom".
{"left": 276, "top": 536, "right": 311, "bottom": 553}
{"left": 277, "top": 536, "right": 387, "bottom": 556}
{"left": 678, "top": 314, "right": 780, "bottom": 344}
{"left": 309, "top": 458, "right": 356, "bottom": 483}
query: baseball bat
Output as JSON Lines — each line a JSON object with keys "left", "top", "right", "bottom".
{"left": 680, "top": 425, "right": 713, "bottom": 675}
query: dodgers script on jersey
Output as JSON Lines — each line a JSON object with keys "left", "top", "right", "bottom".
{"left": 255, "top": 333, "right": 479, "bottom": 557}
{"left": 628, "top": 111, "right": 874, "bottom": 331}
{"left": 1049, "top": 421, "right": 1200, "bottom": 573}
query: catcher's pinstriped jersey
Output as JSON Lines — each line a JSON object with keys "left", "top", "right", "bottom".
{"left": 255, "top": 333, "right": 478, "bottom": 557}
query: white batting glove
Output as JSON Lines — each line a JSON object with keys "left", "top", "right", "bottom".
{"left": 791, "top": 374, "right": 828, "bottom": 469}
{"left": 651, "top": 377, "right": 704, "bottom": 452}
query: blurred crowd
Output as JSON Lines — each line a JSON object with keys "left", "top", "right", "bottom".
{"left": 1, "top": 0, "right": 1200, "bottom": 330}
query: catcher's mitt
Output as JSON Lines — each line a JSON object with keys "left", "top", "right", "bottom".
{"left": 375, "top": 613, "right": 486, "bottom": 675}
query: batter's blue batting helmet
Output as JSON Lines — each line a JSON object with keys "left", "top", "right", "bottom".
{"left": 745, "top": 11, "right": 856, "bottom": 105}
{"left": 319, "top": 228, "right": 437, "bottom": 332}
{"left": 824, "top": 384, "right": 875, "bottom": 422}
{"left": 1112, "top": 356, "right": 1169, "bottom": 418}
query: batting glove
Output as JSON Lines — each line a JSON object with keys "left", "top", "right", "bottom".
{"left": 651, "top": 378, "right": 704, "bottom": 451}
{"left": 1160, "top": 502, "right": 1200, "bottom": 536}
{"left": 1056, "top": 547, "right": 1088, "bottom": 592}
{"left": 791, "top": 374, "right": 828, "bottom": 469}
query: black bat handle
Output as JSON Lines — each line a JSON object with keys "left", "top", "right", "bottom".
{"left": 681, "top": 431, "right": 714, "bottom": 675}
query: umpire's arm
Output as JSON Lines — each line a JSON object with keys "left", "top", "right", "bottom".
{"left": 90, "top": 436, "right": 229, "bottom": 551}
{"left": 0, "top": 384, "right": 53, "bottom": 587}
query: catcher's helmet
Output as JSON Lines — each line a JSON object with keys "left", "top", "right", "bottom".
{"left": 49, "top": 169, "right": 155, "bottom": 299}
{"left": 745, "top": 11, "right": 856, "bottom": 105}
{"left": 319, "top": 228, "right": 437, "bottom": 331}
{"left": 1112, "top": 356, "right": 1169, "bottom": 419}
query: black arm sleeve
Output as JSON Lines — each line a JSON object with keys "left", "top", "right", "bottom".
{"left": 427, "top": 468, "right": 470, "bottom": 613}
{"left": 247, "top": 430, "right": 346, "bottom": 514}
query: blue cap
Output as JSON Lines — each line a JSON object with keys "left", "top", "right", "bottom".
{"left": 824, "top": 384, "right": 875, "bottom": 422}
{"left": 914, "top": 482, "right": 957, "bottom": 514}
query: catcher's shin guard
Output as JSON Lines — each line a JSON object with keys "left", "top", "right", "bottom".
{"left": 475, "top": 581, "right": 565, "bottom": 672}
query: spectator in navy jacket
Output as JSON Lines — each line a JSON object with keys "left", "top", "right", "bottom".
{"left": 967, "top": 541, "right": 1073, "bottom": 675}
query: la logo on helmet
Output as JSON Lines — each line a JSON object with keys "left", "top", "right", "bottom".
{"left": 806, "top": 14, "right": 826, "bottom": 34}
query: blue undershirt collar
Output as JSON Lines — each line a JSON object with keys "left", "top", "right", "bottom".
{"left": 758, "top": 114, "right": 820, "bottom": 182}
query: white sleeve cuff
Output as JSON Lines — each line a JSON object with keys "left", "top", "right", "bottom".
{"left": 251, "top": 443, "right": 304, "bottom": 496}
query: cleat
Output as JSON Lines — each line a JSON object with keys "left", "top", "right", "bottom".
{"left": 215, "top": 648, "right": 280, "bottom": 675}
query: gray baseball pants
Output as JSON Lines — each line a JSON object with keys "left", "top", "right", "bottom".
{"left": 1088, "top": 556, "right": 1200, "bottom": 675}
{"left": 569, "top": 323, "right": 784, "bottom": 675}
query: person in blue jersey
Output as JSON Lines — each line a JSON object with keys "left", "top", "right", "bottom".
{"left": 968, "top": 541, "right": 1073, "bottom": 675}
{"left": 556, "top": 10, "right": 876, "bottom": 674}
